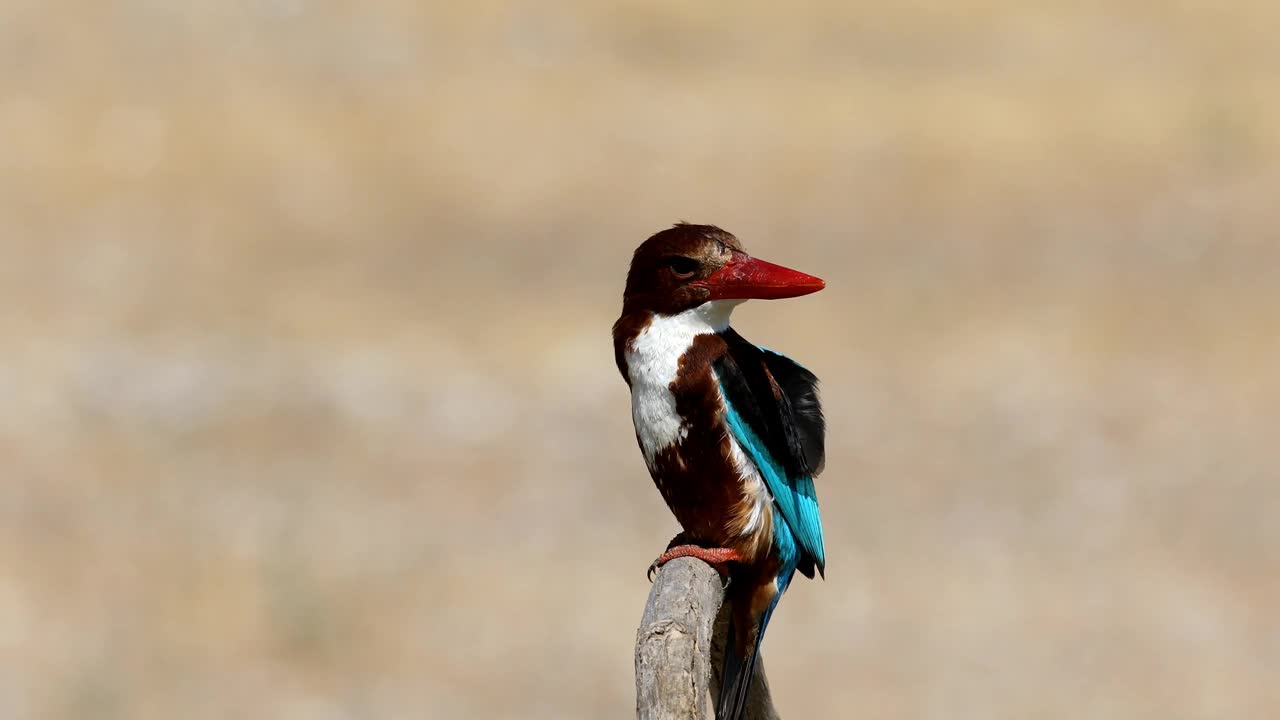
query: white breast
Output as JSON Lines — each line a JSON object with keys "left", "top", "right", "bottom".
{"left": 624, "top": 301, "right": 740, "bottom": 466}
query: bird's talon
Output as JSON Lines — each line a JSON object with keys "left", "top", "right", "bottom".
{"left": 647, "top": 544, "right": 742, "bottom": 580}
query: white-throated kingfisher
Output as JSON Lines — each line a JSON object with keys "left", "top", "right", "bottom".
{"left": 613, "top": 224, "right": 827, "bottom": 720}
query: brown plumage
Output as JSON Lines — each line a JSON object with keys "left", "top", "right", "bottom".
{"left": 614, "top": 223, "right": 826, "bottom": 720}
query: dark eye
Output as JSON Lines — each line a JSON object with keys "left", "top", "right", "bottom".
{"left": 665, "top": 256, "right": 699, "bottom": 279}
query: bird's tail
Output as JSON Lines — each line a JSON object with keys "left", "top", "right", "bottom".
{"left": 716, "top": 581, "right": 784, "bottom": 720}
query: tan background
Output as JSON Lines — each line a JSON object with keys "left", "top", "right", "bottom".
{"left": 2, "top": 2, "right": 1278, "bottom": 718}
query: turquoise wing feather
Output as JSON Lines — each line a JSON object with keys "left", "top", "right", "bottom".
{"left": 720, "top": 387, "right": 826, "bottom": 578}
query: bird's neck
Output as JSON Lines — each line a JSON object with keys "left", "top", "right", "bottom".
{"left": 613, "top": 301, "right": 742, "bottom": 383}
{"left": 651, "top": 300, "right": 741, "bottom": 337}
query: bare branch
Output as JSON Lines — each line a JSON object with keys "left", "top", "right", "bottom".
{"left": 635, "top": 558, "right": 779, "bottom": 720}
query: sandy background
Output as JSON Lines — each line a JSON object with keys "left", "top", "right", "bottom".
{"left": 2, "top": 2, "right": 1278, "bottom": 718}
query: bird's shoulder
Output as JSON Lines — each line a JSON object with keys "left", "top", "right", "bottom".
{"left": 714, "top": 328, "right": 826, "bottom": 478}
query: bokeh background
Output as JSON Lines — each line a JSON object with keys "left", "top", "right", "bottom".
{"left": 3, "top": 2, "right": 1278, "bottom": 718}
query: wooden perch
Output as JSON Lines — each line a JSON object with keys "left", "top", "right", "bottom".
{"left": 635, "top": 557, "right": 780, "bottom": 720}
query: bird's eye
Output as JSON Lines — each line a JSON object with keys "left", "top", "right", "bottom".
{"left": 666, "top": 256, "right": 699, "bottom": 279}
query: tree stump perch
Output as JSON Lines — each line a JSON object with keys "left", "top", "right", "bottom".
{"left": 635, "top": 557, "right": 780, "bottom": 720}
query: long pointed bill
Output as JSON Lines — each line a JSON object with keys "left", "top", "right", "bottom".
{"left": 694, "top": 253, "right": 825, "bottom": 300}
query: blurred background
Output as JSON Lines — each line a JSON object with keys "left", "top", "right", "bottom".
{"left": 2, "top": 1, "right": 1278, "bottom": 718}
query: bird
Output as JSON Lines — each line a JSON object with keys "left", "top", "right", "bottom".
{"left": 613, "top": 223, "right": 827, "bottom": 720}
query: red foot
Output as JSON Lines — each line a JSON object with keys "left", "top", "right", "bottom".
{"left": 647, "top": 545, "right": 743, "bottom": 581}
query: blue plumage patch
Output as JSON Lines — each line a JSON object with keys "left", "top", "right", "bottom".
{"left": 720, "top": 388, "right": 826, "bottom": 582}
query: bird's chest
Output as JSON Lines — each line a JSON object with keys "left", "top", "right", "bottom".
{"left": 624, "top": 322, "right": 772, "bottom": 552}
{"left": 628, "top": 377, "right": 685, "bottom": 470}
{"left": 624, "top": 317, "right": 705, "bottom": 467}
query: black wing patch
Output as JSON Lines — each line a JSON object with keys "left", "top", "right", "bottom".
{"left": 761, "top": 346, "right": 826, "bottom": 476}
{"left": 715, "top": 329, "right": 826, "bottom": 479}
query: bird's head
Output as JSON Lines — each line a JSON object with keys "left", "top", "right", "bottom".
{"left": 621, "top": 224, "right": 825, "bottom": 316}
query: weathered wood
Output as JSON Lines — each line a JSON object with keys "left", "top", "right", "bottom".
{"left": 635, "top": 557, "right": 779, "bottom": 719}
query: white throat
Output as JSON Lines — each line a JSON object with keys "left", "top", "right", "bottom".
{"left": 624, "top": 300, "right": 742, "bottom": 465}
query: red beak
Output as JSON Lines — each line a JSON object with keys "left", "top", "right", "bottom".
{"left": 693, "top": 252, "right": 825, "bottom": 301}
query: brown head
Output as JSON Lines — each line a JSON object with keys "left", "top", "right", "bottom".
{"left": 620, "top": 224, "right": 825, "bottom": 316}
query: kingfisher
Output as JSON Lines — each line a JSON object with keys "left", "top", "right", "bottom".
{"left": 613, "top": 223, "right": 827, "bottom": 720}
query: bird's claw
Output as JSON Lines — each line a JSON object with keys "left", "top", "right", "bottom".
{"left": 646, "top": 544, "right": 743, "bottom": 582}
